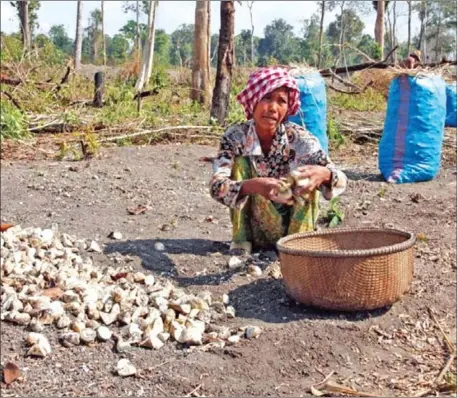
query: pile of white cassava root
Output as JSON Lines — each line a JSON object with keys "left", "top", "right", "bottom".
{"left": 1, "top": 225, "right": 261, "bottom": 363}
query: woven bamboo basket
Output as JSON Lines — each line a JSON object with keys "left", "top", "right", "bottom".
{"left": 276, "top": 228, "right": 416, "bottom": 311}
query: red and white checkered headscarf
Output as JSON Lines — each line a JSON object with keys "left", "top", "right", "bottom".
{"left": 236, "top": 67, "right": 300, "bottom": 120}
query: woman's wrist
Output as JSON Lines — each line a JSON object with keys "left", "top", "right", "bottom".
{"left": 240, "top": 179, "right": 257, "bottom": 196}
{"left": 323, "top": 167, "right": 332, "bottom": 185}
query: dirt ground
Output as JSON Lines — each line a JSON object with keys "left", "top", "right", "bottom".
{"left": 0, "top": 125, "right": 457, "bottom": 397}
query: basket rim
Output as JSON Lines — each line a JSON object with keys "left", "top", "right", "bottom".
{"left": 276, "top": 227, "right": 416, "bottom": 258}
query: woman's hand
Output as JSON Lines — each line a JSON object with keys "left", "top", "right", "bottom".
{"left": 292, "top": 165, "right": 331, "bottom": 196}
{"left": 240, "top": 177, "right": 284, "bottom": 201}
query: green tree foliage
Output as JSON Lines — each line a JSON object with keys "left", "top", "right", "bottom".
{"left": 258, "top": 18, "right": 301, "bottom": 65}
{"left": 107, "top": 33, "right": 130, "bottom": 63}
{"left": 326, "top": 8, "right": 365, "bottom": 62}
{"left": 154, "top": 29, "right": 171, "bottom": 66}
{"left": 425, "top": 0, "right": 457, "bottom": 60}
{"left": 170, "top": 24, "right": 194, "bottom": 67}
{"left": 357, "top": 34, "right": 381, "bottom": 62}
{"left": 9, "top": 0, "right": 41, "bottom": 36}
{"left": 235, "top": 29, "right": 252, "bottom": 65}
{"left": 120, "top": 19, "right": 147, "bottom": 47}
{"left": 300, "top": 13, "right": 334, "bottom": 67}
{"left": 210, "top": 33, "right": 219, "bottom": 68}
{"left": 49, "top": 24, "right": 73, "bottom": 55}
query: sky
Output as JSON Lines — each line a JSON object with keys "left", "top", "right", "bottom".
{"left": 1, "top": 1, "right": 418, "bottom": 42}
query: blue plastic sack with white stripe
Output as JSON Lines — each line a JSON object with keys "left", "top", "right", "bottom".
{"left": 379, "top": 75, "right": 446, "bottom": 183}
{"left": 288, "top": 72, "right": 328, "bottom": 153}
{"left": 445, "top": 83, "right": 457, "bottom": 127}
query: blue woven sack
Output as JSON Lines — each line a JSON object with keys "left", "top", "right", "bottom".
{"left": 445, "top": 83, "right": 457, "bottom": 127}
{"left": 379, "top": 75, "right": 446, "bottom": 183}
{"left": 288, "top": 72, "right": 328, "bottom": 153}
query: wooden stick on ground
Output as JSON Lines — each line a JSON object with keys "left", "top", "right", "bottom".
{"left": 100, "top": 126, "right": 220, "bottom": 143}
{"left": 1, "top": 90, "right": 22, "bottom": 110}
{"left": 184, "top": 383, "right": 202, "bottom": 397}
{"left": 428, "top": 307, "right": 456, "bottom": 354}
{"left": 53, "top": 66, "right": 72, "bottom": 92}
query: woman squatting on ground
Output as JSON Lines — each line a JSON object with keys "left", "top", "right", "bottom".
{"left": 209, "top": 67, "right": 347, "bottom": 254}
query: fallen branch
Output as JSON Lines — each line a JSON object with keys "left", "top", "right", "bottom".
{"left": 29, "top": 122, "right": 106, "bottom": 134}
{"left": 414, "top": 353, "right": 457, "bottom": 397}
{"left": 327, "top": 80, "right": 374, "bottom": 95}
{"left": 100, "top": 126, "right": 221, "bottom": 143}
{"left": 310, "top": 372, "right": 383, "bottom": 397}
{"left": 1, "top": 90, "right": 22, "bottom": 110}
{"left": 327, "top": 68, "right": 365, "bottom": 91}
{"left": 321, "top": 46, "right": 402, "bottom": 76}
{"left": 185, "top": 383, "right": 202, "bottom": 397}
{"left": 133, "top": 88, "right": 160, "bottom": 100}
{"left": 53, "top": 66, "right": 72, "bottom": 93}
{"left": 1, "top": 74, "right": 22, "bottom": 86}
{"left": 1, "top": 66, "right": 72, "bottom": 91}
{"left": 428, "top": 307, "right": 456, "bottom": 354}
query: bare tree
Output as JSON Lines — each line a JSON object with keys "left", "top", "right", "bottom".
{"left": 136, "top": 0, "right": 141, "bottom": 61}
{"left": 18, "top": 1, "right": 31, "bottom": 52}
{"left": 207, "top": 1, "right": 211, "bottom": 81}
{"left": 406, "top": 0, "right": 412, "bottom": 54}
{"left": 191, "top": 0, "right": 211, "bottom": 104}
{"left": 392, "top": 1, "right": 397, "bottom": 61}
{"left": 414, "top": 0, "right": 428, "bottom": 60}
{"left": 74, "top": 1, "right": 84, "bottom": 70}
{"left": 317, "top": 1, "right": 337, "bottom": 68}
{"left": 318, "top": 1, "right": 326, "bottom": 68}
{"left": 374, "top": 0, "right": 386, "bottom": 59}
{"left": 247, "top": 1, "right": 255, "bottom": 65}
{"left": 135, "top": 0, "right": 158, "bottom": 92}
{"left": 210, "top": 0, "right": 235, "bottom": 125}
{"left": 101, "top": 1, "right": 107, "bottom": 66}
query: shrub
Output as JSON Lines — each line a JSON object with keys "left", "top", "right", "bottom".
{"left": 0, "top": 100, "right": 29, "bottom": 140}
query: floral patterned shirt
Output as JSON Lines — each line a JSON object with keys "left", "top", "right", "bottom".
{"left": 210, "top": 120, "right": 347, "bottom": 208}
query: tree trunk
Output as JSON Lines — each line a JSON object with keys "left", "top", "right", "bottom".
{"left": 144, "top": 1, "right": 157, "bottom": 84}
{"left": 423, "top": 3, "right": 428, "bottom": 61}
{"left": 191, "top": 0, "right": 211, "bottom": 104}
{"left": 385, "top": 7, "right": 392, "bottom": 58}
{"left": 136, "top": 0, "right": 141, "bottom": 61}
{"left": 337, "top": 2, "right": 345, "bottom": 68}
{"left": 135, "top": 0, "right": 157, "bottom": 93}
{"left": 101, "top": 1, "right": 106, "bottom": 66}
{"left": 392, "top": 1, "right": 397, "bottom": 62}
{"left": 74, "top": 1, "right": 84, "bottom": 70}
{"left": 407, "top": 0, "right": 412, "bottom": 54}
{"left": 318, "top": 1, "right": 325, "bottom": 68}
{"left": 207, "top": 1, "right": 211, "bottom": 81}
{"left": 210, "top": 0, "right": 235, "bottom": 125}
{"left": 374, "top": 0, "right": 385, "bottom": 60}
{"left": 248, "top": 1, "right": 255, "bottom": 65}
{"left": 92, "top": 19, "right": 98, "bottom": 64}
{"left": 435, "top": 10, "right": 441, "bottom": 62}
{"left": 417, "top": 1, "right": 424, "bottom": 50}
{"left": 18, "top": 1, "right": 31, "bottom": 52}
{"left": 93, "top": 71, "right": 104, "bottom": 107}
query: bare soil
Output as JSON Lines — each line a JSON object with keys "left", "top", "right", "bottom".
{"left": 0, "top": 127, "right": 456, "bottom": 397}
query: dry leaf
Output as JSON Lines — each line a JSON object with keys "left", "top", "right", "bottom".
{"left": 0, "top": 224, "right": 14, "bottom": 232}
{"left": 324, "top": 381, "right": 381, "bottom": 397}
{"left": 311, "top": 385, "right": 325, "bottom": 396}
{"left": 127, "top": 205, "right": 148, "bottom": 215}
{"left": 42, "top": 287, "right": 64, "bottom": 300}
{"left": 3, "top": 362, "right": 20, "bottom": 385}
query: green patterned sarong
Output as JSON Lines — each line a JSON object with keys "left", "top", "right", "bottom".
{"left": 230, "top": 156, "right": 320, "bottom": 250}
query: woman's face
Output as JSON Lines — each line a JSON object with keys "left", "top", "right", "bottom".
{"left": 252, "top": 86, "right": 289, "bottom": 134}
